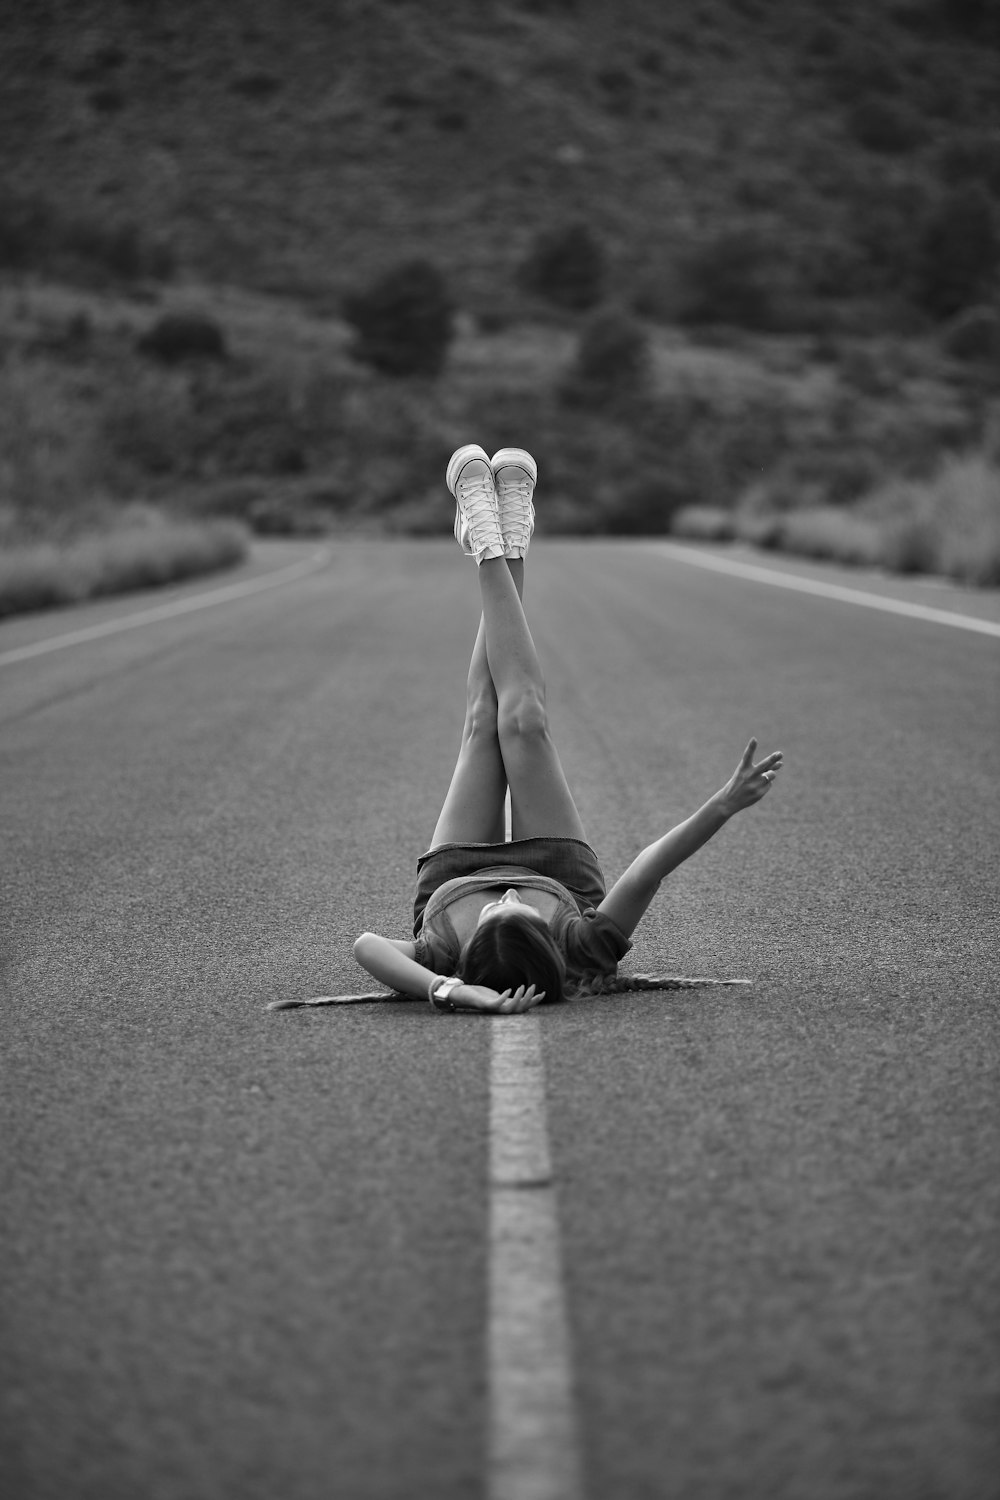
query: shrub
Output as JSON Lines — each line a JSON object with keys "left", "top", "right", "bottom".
{"left": 58, "top": 213, "right": 175, "bottom": 282}
{"left": 865, "top": 455, "right": 1000, "bottom": 584}
{"left": 600, "top": 476, "right": 689, "bottom": 535}
{"left": 824, "top": 34, "right": 904, "bottom": 103}
{"left": 559, "top": 308, "right": 651, "bottom": 406}
{"left": 0, "top": 191, "right": 174, "bottom": 282}
{"left": 596, "top": 67, "right": 636, "bottom": 116}
{"left": 670, "top": 506, "right": 736, "bottom": 542}
{"left": 732, "top": 509, "right": 785, "bottom": 549}
{"left": 941, "top": 304, "right": 1000, "bottom": 362}
{"left": 932, "top": 0, "right": 1000, "bottom": 44}
{"left": 913, "top": 182, "right": 998, "bottom": 318}
{"left": 343, "top": 259, "right": 454, "bottom": 377}
{"left": 936, "top": 130, "right": 1000, "bottom": 197}
{"left": 137, "top": 311, "right": 228, "bottom": 363}
{"left": 517, "top": 222, "right": 606, "bottom": 311}
{"left": 0, "top": 192, "right": 49, "bottom": 268}
{"left": 776, "top": 507, "right": 885, "bottom": 567}
{"left": 247, "top": 497, "right": 328, "bottom": 536}
{"left": 849, "top": 97, "right": 925, "bottom": 154}
{"left": 90, "top": 84, "right": 125, "bottom": 113}
{"left": 230, "top": 71, "right": 282, "bottom": 99}
{"left": 851, "top": 175, "right": 931, "bottom": 295}
{"left": 0, "top": 515, "right": 248, "bottom": 619}
{"left": 675, "top": 229, "right": 775, "bottom": 329}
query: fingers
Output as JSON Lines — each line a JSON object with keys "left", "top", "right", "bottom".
{"left": 743, "top": 742, "right": 784, "bottom": 776}
{"left": 496, "top": 985, "right": 546, "bottom": 1013}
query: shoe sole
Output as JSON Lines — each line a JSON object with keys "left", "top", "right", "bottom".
{"left": 446, "top": 444, "right": 492, "bottom": 496}
{"left": 490, "top": 448, "right": 537, "bottom": 483}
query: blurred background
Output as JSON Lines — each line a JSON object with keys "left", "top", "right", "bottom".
{"left": 1, "top": 0, "right": 999, "bottom": 614}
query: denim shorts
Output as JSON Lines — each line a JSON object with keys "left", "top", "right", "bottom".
{"left": 413, "top": 836, "right": 608, "bottom": 934}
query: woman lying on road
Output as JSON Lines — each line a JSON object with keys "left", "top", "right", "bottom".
{"left": 353, "top": 445, "right": 783, "bottom": 1016}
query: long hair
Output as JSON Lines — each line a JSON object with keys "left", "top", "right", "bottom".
{"left": 459, "top": 914, "right": 567, "bottom": 1004}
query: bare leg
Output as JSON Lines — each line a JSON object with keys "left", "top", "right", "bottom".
{"left": 429, "top": 561, "right": 524, "bottom": 848}
{"left": 476, "top": 558, "right": 587, "bottom": 843}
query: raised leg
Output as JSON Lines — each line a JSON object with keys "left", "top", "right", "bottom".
{"left": 428, "top": 561, "right": 524, "bottom": 848}
{"left": 476, "top": 557, "right": 588, "bottom": 844}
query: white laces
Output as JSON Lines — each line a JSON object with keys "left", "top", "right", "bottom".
{"left": 497, "top": 474, "right": 534, "bottom": 545}
{"left": 458, "top": 474, "right": 496, "bottom": 519}
{"left": 499, "top": 477, "right": 532, "bottom": 511}
{"left": 456, "top": 471, "right": 504, "bottom": 560}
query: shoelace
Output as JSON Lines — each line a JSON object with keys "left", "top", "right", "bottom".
{"left": 497, "top": 476, "right": 534, "bottom": 541}
{"left": 458, "top": 474, "right": 500, "bottom": 536}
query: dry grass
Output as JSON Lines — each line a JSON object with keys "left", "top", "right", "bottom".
{"left": 670, "top": 449, "right": 1000, "bottom": 586}
{"left": 670, "top": 506, "right": 735, "bottom": 542}
{"left": 2, "top": 0, "right": 997, "bottom": 615}
{"left": 767, "top": 506, "right": 886, "bottom": 568}
{"left": 2, "top": 278, "right": 998, "bottom": 604}
{"left": 0, "top": 510, "right": 248, "bottom": 619}
{"left": 861, "top": 453, "right": 1000, "bottom": 585}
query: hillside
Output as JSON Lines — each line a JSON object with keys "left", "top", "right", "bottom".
{"left": 3, "top": 0, "right": 999, "bottom": 317}
{"left": 1, "top": 0, "right": 999, "bottom": 599}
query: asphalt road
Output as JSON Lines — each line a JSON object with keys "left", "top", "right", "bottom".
{"left": 2, "top": 538, "right": 998, "bottom": 1500}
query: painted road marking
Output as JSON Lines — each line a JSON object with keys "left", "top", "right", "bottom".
{"left": 0, "top": 548, "right": 331, "bottom": 668}
{"left": 489, "top": 1016, "right": 582, "bottom": 1500}
{"left": 652, "top": 542, "right": 1000, "bottom": 639}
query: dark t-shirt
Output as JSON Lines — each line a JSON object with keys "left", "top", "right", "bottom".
{"left": 413, "top": 866, "right": 631, "bottom": 987}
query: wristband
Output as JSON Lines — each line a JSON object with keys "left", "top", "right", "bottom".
{"left": 429, "top": 975, "right": 463, "bottom": 1011}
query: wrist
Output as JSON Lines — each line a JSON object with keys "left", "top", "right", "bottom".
{"left": 428, "top": 974, "right": 464, "bottom": 1010}
{"left": 710, "top": 788, "right": 737, "bottom": 821}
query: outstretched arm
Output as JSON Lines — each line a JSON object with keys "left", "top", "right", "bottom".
{"left": 598, "top": 738, "right": 783, "bottom": 940}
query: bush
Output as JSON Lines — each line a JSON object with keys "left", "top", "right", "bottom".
{"left": 559, "top": 308, "right": 651, "bottom": 406}
{"left": 600, "top": 476, "right": 688, "bottom": 535}
{"left": 864, "top": 455, "right": 1000, "bottom": 585}
{"left": 0, "top": 193, "right": 174, "bottom": 282}
{"left": 936, "top": 130, "right": 1000, "bottom": 198}
{"left": 90, "top": 84, "right": 125, "bottom": 113}
{"left": 0, "top": 515, "right": 248, "bottom": 619}
{"left": 824, "top": 34, "right": 904, "bottom": 103}
{"left": 343, "top": 259, "right": 454, "bottom": 377}
{"left": 913, "top": 182, "right": 998, "bottom": 318}
{"left": 932, "top": 0, "right": 1000, "bottom": 44}
{"left": 670, "top": 506, "right": 736, "bottom": 542}
{"left": 941, "top": 304, "right": 1000, "bottom": 362}
{"left": 137, "top": 311, "right": 228, "bottom": 363}
{"left": 776, "top": 506, "right": 885, "bottom": 567}
{"left": 517, "top": 222, "right": 606, "bottom": 311}
{"left": 851, "top": 175, "right": 932, "bottom": 295}
{"left": 675, "top": 229, "right": 775, "bottom": 329}
{"left": 849, "top": 97, "right": 925, "bottom": 154}
{"left": 596, "top": 66, "right": 636, "bottom": 116}
{"left": 230, "top": 71, "right": 282, "bottom": 99}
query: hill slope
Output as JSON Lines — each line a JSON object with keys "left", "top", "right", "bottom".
{"left": 3, "top": 0, "right": 999, "bottom": 322}
{"left": 1, "top": 0, "right": 999, "bottom": 596}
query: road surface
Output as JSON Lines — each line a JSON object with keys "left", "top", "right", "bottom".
{"left": 2, "top": 538, "right": 998, "bottom": 1500}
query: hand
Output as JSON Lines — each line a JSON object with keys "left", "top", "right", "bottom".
{"left": 719, "top": 737, "right": 784, "bottom": 815}
{"left": 454, "top": 983, "right": 547, "bottom": 1014}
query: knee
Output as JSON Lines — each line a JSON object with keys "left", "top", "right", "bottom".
{"left": 465, "top": 690, "right": 500, "bottom": 740}
{"left": 498, "top": 685, "right": 549, "bottom": 742}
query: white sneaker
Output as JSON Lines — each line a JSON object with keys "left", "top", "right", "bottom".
{"left": 446, "top": 445, "right": 506, "bottom": 563}
{"left": 491, "top": 448, "right": 537, "bottom": 559}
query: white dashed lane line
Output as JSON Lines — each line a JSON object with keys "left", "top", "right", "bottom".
{"left": 489, "top": 1015, "right": 582, "bottom": 1500}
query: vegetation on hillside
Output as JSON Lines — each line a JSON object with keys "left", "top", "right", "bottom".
{"left": 1, "top": 0, "right": 999, "bottom": 603}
